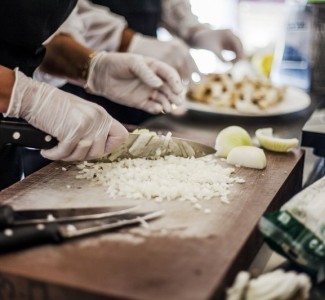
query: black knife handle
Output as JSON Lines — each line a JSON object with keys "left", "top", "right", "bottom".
{"left": 0, "top": 205, "right": 15, "bottom": 228}
{"left": 0, "top": 118, "right": 58, "bottom": 149}
{"left": 0, "top": 223, "right": 62, "bottom": 253}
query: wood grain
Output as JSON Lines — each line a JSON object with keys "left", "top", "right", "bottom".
{"left": 0, "top": 145, "right": 304, "bottom": 300}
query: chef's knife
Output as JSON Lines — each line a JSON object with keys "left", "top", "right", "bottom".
{"left": 102, "top": 133, "right": 216, "bottom": 162}
{"left": 0, "top": 210, "right": 163, "bottom": 253}
{"left": 0, "top": 204, "right": 139, "bottom": 228}
{"left": 0, "top": 118, "right": 216, "bottom": 159}
{"left": 0, "top": 117, "right": 57, "bottom": 149}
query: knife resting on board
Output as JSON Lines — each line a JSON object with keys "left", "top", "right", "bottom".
{"left": 0, "top": 210, "right": 164, "bottom": 253}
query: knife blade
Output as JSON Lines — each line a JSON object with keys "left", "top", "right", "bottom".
{"left": 0, "top": 205, "right": 138, "bottom": 228}
{"left": 0, "top": 210, "right": 163, "bottom": 253}
{"left": 0, "top": 117, "right": 58, "bottom": 149}
{"left": 102, "top": 133, "right": 216, "bottom": 162}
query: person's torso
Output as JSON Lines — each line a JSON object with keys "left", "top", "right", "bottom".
{"left": 0, "top": 0, "right": 77, "bottom": 76}
{"left": 91, "top": 0, "right": 162, "bottom": 37}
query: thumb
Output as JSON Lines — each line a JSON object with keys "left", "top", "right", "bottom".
{"left": 129, "top": 56, "right": 163, "bottom": 88}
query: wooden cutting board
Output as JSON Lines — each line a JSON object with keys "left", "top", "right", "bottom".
{"left": 0, "top": 149, "right": 304, "bottom": 300}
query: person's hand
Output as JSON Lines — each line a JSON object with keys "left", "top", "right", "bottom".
{"left": 85, "top": 52, "right": 184, "bottom": 114}
{"left": 191, "top": 28, "right": 244, "bottom": 63}
{"left": 128, "top": 34, "right": 199, "bottom": 81}
{"left": 5, "top": 69, "right": 128, "bottom": 161}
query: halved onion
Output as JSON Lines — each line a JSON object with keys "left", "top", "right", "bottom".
{"left": 227, "top": 146, "right": 267, "bottom": 169}
{"left": 255, "top": 128, "right": 299, "bottom": 152}
{"left": 215, "top": 126, "right": 253, "bottom": 158}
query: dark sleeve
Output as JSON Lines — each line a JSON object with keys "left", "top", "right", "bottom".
{"left": 0, "top": 0, "right": 77, "bottom": 75}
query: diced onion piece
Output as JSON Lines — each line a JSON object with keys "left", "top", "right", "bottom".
{"left": 132, "top": 128, "right": 157, "bottom": 136}
{"left": 255, "top": 128, "right": 299, "bottom": 152}
{"left": 227, "top": 146, "right": 267, "bottom": 169}
{"left": 215, "top": 126, "right": 253, "bottom": 158}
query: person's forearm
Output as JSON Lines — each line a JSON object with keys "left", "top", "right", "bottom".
{"left": 0, "top": 66, "right": 15, "bottom": 113}
{"left": 40, "top": 33, "right": 95, "bottom": 85}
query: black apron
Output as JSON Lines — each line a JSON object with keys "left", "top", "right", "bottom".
{"left": 92, "top": 0, "right": 161, "bottom": 37}
{"left": 61, "top": 0, "right": 162, "bottom": 125}
{"left": 0, "top": 0, "right": 77, "bottom": 190}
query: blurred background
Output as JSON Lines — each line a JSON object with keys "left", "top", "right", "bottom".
{"left": 159, "top": 0, "right": 317, "bottom": 92}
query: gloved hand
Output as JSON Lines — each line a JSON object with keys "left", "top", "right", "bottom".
{"left": 190, "top": 28, "right": 244, "bottom": 63}
{"left": 85, "top": 52, "right": 184, "bottom": 114}
{"left": 128, "top": 34, "right": 199, "bottom": 81}
{"left": 5, "top": 69, "right": 128, "bottom": 161}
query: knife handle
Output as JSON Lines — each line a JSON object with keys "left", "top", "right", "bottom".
{"left": 0, "top": 223, "right": 62, "bottom": 253}
{"left": 0, "top": 118, "right": 58, "bottom": 149}
{"left": 0, "top": 205, "right": 15, "bottom": 228}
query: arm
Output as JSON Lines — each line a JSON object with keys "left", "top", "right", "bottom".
{"left": 1, "top": 64, "right": 128, "bottom": 161}
{"left": 60, "top": 0, "right": 198, "bottom": 80}
{"left": 161, "top": 0, "right": 244, "bottom": 62}
{"left": 39, "top": 33, "right": 94, "bottom": 86}
{"left": 39, "top": 33, "right": 183, "bottom": 114}
{"left": 0, "top": 66, "right": 15, "bottom": 113}
{"left": 58, "top": 0, "right": 126, "bottom": 52}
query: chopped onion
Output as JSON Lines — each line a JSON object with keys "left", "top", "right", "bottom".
{"left": 227, "top": 146, "right": 267, "bottom": 169}
{"left": 255, "top": 128, "right": 299, "bottom": 152}
{"left": 215, "top": 126, "right": 253, "bottom": 158}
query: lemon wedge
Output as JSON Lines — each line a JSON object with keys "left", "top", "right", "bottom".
{"left": 255, "top": 128, "right": 299, "bottom": 152}
{"left": 227, "top": 146, "right": 267, "bottom": 169}
{"left": 215, "top": 126, "right": 253, "bottom": 158}
{"left": 252, "top": 53, "right": 274, "bottom": 77}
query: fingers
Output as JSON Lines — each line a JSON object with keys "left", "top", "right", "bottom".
{"left": 41, "top": 120, "right": 128, "bottom": 161}
{"left": 180, "top": 55, "right": 200, "bottom": 81}
{"left": 40, "top": 140, "right": 88, "bottom": 161}
{"left": 140, "top": 91, "right": 178, "bottom": 114}
{"left": 150, "top": 90, "right": 172, "bottom": 113}
{"left": 129, "top": 56, "right": 163, "bottom": 88}
{"left": 230, "top": 37, "right": 245, "bottom": 63}
{"left": 145, "top": 58, "right": 184, "bottom": 95}
{"left": 103, "top": 119, "right": 129, "bottom": 154}
{"left": 158, "top": 84, "right": 184, "bottom": 106}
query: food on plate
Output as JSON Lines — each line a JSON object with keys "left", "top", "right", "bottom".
{"left": 255, "top": 128, "right": 299, "bottom": 152}
{"left": 215, "top": 126, "right": 253, "bottom": 158}
{"left": 187, "top": 73, "right": 286, "bottom": 113}
{"left": 226, "top": 146, "right": 267, "bottom": 170}
{"left": 226, "top": 270, "right": 311, "bottom": 300}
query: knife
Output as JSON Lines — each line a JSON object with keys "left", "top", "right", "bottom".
{"left": 0, "top": 117, "right": 57, "bottom": 149}
{"left": 102, "top": 133, "right": 216, "bottom": 162}
{"left": 0, "top": 210, "right": 164, "bottom": 253}
{"left": 0, "top": 204, "right": 139, "bottom": 228}
{"left": 0, "top": 118, "right": 216, "bottom": 159}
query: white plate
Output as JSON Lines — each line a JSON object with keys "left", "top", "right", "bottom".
{"left": 185, "top": 87, "right": 311, "bottom": 117}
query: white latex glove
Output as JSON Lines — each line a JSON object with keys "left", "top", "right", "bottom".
{"left": 85, "top": 52, "right": 184, "bottom": 114}
{"left": 128, "top": 34, "right": 199, "bottom": 81}
{"left": 191, "top": 28, "right": 244, "bottom": 63}
{"left": 5, "top": 69, "right": 128, "bottom": 161}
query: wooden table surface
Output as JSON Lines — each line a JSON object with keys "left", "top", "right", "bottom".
{"left": 0, "top": 101, "right": 317, "bottom": 300}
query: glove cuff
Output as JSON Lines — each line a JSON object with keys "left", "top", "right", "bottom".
{"left": 84, "top": 51, "right": 105, "bottom": 94}
{"left": 187, "top": 26, "right": 211, "bottom": 48}
{"left": 4, "top": 68, "right": 26, "bottom": 118}
{"left": 127, "top": 33, "right": 144, "bottom": 53}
